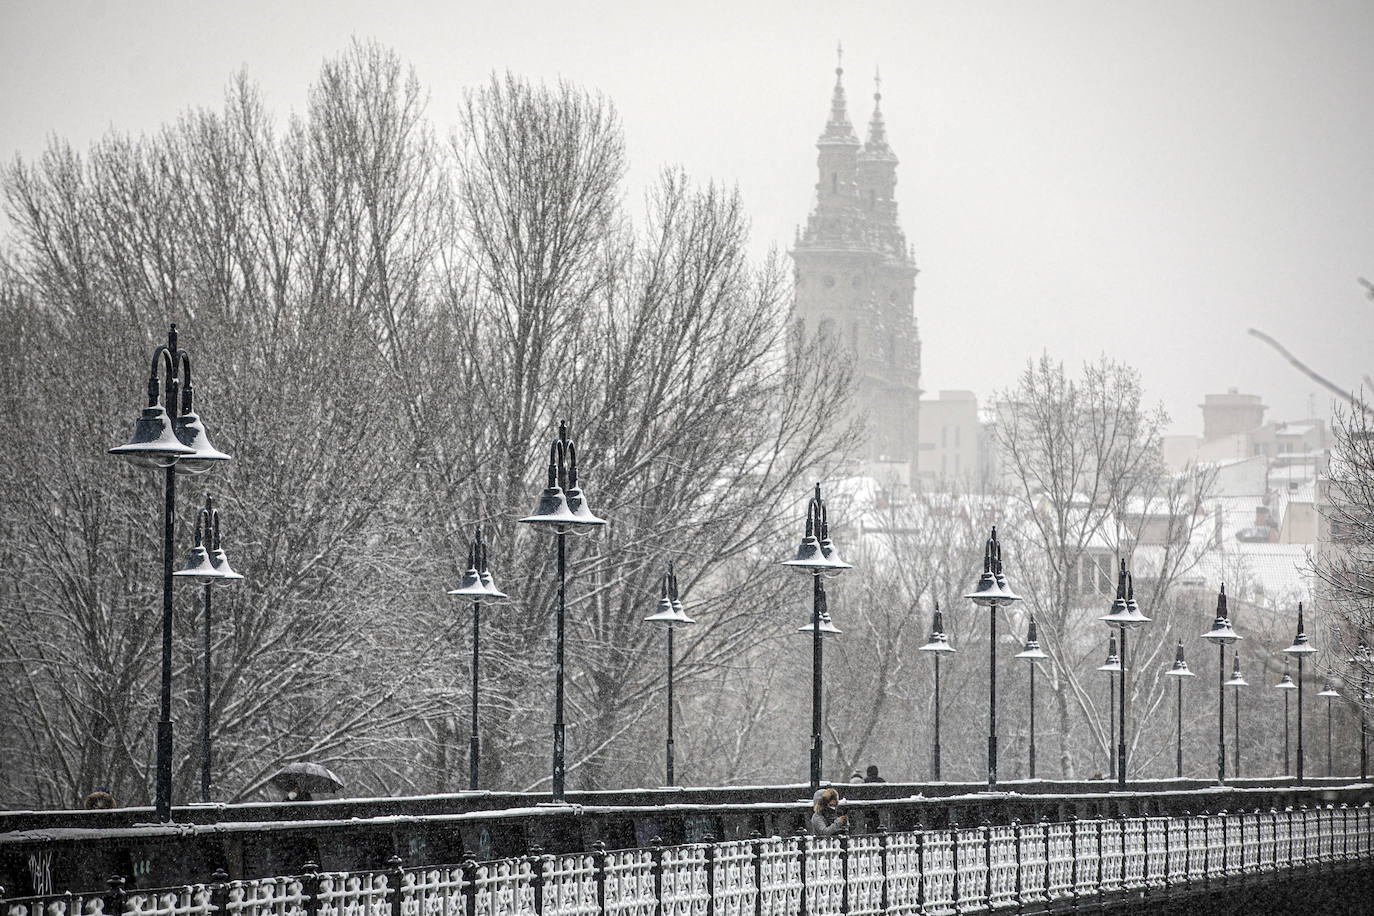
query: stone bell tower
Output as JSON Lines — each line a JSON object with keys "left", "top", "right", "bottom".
{"left": 790, "top": 52, "right": 922, "bottom": 487}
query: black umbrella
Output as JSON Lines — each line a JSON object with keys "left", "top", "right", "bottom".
{"left": 269, "top": 762, "right": 344, "bottom": 796}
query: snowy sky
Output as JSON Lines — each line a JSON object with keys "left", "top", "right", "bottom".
{"left": 3, "top": 0, "right": 1371, "bottom": 436}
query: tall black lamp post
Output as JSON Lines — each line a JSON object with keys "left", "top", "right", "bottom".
{"left": 1318, "top": 678, "right": 1340, "bottom": 778}
{"left": 447, "top": 526, "right": 508, "bottom": 790}
{"left": 644, "top": 562, "right": 695, "bottom": 786}
{"left": 1283, "top": 601, "right": 1318, "bottom": 783}
{"left": 1352, "top": 633, "right": 1369, "bottom": 781}
{"left": 1164, "top": 640, "right": 1194, "bottom": 778}
{"left": 173, "top": 493, "right": 243, "bottom": 803}
{"left": 110, "top": 323, "right": 230, "bottom": 821}
{"left": 1098, "top": 633, "right": 1121, "bottom": 780}
{"left": 1224, "top": 653, "right": 1249, "bottom": 778}
{"left": 919, "top": 601, "right": 955, "bottom": 781}
{"left": 1099, "top": 562, "right": 1149, "bottom": 789}
{"left": 964, "top": 527, "right": 1021, "bottom": 791}
{"left": 1275, "top": 660, "right": 1297, "bottom": 777}
{"left": 1014, "top": 617, "right": 1048, "bottom": 779}
{"left": 519, "top": 421, "right": 606, "bottom": 802}
{"left": 782, "top": 483, "right": 850, "bottom": 790}
{"left": 1200, "top": 584, "right": 1240, "bottom": 784}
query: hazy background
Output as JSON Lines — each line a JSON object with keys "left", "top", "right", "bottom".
{"left": 3, "top": 0, "right": 1370, "bottom": 433}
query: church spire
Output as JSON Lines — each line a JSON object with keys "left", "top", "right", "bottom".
{"left": 863, "top": 68, "right": 896, "bottom": 160}
{"left": 820, "top": 43, "right": 859, "bottom": 147}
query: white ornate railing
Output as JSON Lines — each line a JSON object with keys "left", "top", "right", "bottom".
{"left": 6, "top": 805, "right": 1373, "bottom": 916}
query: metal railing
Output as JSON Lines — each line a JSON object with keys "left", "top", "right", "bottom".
{"left": 5, "top": 804, "right": 1371, "bottom": 916}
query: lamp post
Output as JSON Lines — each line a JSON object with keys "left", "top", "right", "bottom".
{"left": 519, "top": 421, "right": 606, "bottom": 802}
{"left": 1098, "top": 634, "right": 1121, "bottom": 780}
{"left": 1283, "top": 601, "right": 1318, "bottom": 783}
{"left": 1015, "top": 617, "right": 1048, "bottom": 779}
{"left": 919, "top": 601, "right": 955, "bottom": 781}
{"left": 1351, "top": 633, "right": 1368, "bottom": 781}
{"left": 645, "top": 562, "right": 695, "bottom": 786}
{"left": 1099, "top": 562, "right": 1150, "bottom": 789}
{"left": 1318, "top": 679, "right": 1340, "bottom": 778}
{"left": 447, "top": 526, "right": 508, "bottom": 791}
{"left": 110, "top": 323, "right": 230, "bottom": 821}
{"left": 1224, "top": 653, "right": 1249, "bottom": 778}
{"left": 964, "top": 527, "right": 1021, "bottom": 791}
{"left": 1164, "top": 640, "right": 1194, "bottom": 778}
{"left": 782, "top": 483, "right": 851, "bottom": 790}
{"left": 172, "top": 493, "right": 243, "bottom": 803}
{"left": 1275, "top": 661, "right": 1297, "bottom": 778}
{"left": 1200, "top": 583, "right": 1240, "bottom": 784}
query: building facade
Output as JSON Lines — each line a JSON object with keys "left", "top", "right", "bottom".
{"left": 791, "top": 58, "right": 921, "bottom": 487}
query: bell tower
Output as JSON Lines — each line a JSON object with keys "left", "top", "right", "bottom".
{"left": 791, "top": 52, "right": 922, "bottom": 487}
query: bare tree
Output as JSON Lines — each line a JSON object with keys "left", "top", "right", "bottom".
{"left": 994, "top": 355, "right": 1214, "bottom": 778}
{"left": 0, "top": 44, "right": 860, "bottom": 807}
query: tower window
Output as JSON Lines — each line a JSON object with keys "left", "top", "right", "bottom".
{"left": 831, "top": 173, "right": 837, "bottom": 193}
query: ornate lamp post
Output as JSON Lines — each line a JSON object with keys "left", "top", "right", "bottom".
{"left": 110, "top": 323, "right": 230, "bottom": 821}
{"left": 964, "top": 527, "right": 1021, "bottom": 791}
{"left": 1099, "top": 562, "right": 1150, "bottom": 789}
{"left": 1164, "top": 640, "right": 1194, "bottom": 778}
{"left": 919, "top": 601, "right": 955, "bottom": 781}
{"left": 1282, "top": 601, "right": 1318, "bottom": 783}
{"left": 782, "top": 483, "right": 851, "bottom": 790}
{"left": 1275, "top": 661, "right": 1297, "bottom": 777}
{"left": 1015, "top": 617, "right": 1048, "bottom": 779}
{"left": 1351, "top": 633, "right": 1369, "bottom": 781}
{"left": 1224, "top": 653, "right": 1249, "bottom": 778}
{"left": 173, "top": 493, "right": 243, "bottom": 803}
{"left": 447, "top": 526, "right": 508, "bottom": 790}
{"left": 1200, "top": 584, "right": 1240, "bottom": 784}
{"left": 1318, "top": 679, "right": 1340, "bottom": 778}
{"left": 1097, "top": 633, "right": 1121, "bottom": 780}
{"left": 519, "top": 421, "right": 606, "bottom": 802}
{"left": 644, "top": 562, "right": 695, "bottom": 786}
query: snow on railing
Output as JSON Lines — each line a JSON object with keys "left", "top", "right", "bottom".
{"left": 5, "top": 805, "right": 1373, "bottom": 916}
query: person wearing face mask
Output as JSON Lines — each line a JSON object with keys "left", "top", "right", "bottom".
{"left": 809, "top": 787, "right": 849, "bottom": 836}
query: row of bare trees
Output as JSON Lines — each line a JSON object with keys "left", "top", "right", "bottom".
{"left": 5, "top": 39, "right": 1345, "bottom": 809}
{"left": 0, "top": 42, "right": 856, "bottom": 808}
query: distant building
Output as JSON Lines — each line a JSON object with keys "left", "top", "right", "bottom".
{"left": 791, "top": 56, "right": 921, "bottom": 489}
{"left": 917, "top": 390, "right": 980, "bottom": 488}
{"left": 1163, "top": 389, "right": 1332, "bottom": 468}
{"left": 1201, "top": 390, "right": 1267, "bottom": 441}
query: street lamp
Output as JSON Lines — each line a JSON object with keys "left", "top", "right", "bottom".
{"left": 1014, "top": 617, "right": 1048, "bottom": 779}
{"left": 519, "top": 420, "right": 606, "bottom": 802}
{"left": 1164, "top": 640, "right": 1194, "bottom": 778}
{"left": 1282, "top": 601, "right": 1318, "bottom": 783}
{"left": 1097, "top": 633, "right": 1121, "bottom": 780}
{"left": 1318, "top": 678, "right": 1340, "bottom": 778}
{"left": 1275, "top": 661, "right": 1297, "bottom": 777}
{"left": 919, "top": 601, "right": 955, "bottom": 782}
{"left": 1099, "top": 561, "right": 1150, "bottom": 789}
{"left": 964, "top": 527, "right": 1021, "bottom": 791}
{"left": 644, "top": 562, "right": 695, "bottom": 786}
{"left": 782, "top": 483, "right": 851, "bottom": 790}
{"left": 1200, "top": 583, "right": 1240, "bottom": 784}
{"left": 173, "top": 493, "right": 243, "bottom": 803}
{"left": 1223, "top": 653, "right": 1249, "bottom": 778}
{"left": 447, "top": 526, "right": 508, "bottom": 790}
{"left": 1351, "top": 633, "right": 1369, "bottom": 781}
{"left": 110, "top": 323, "right": 230, "bottom": 821}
